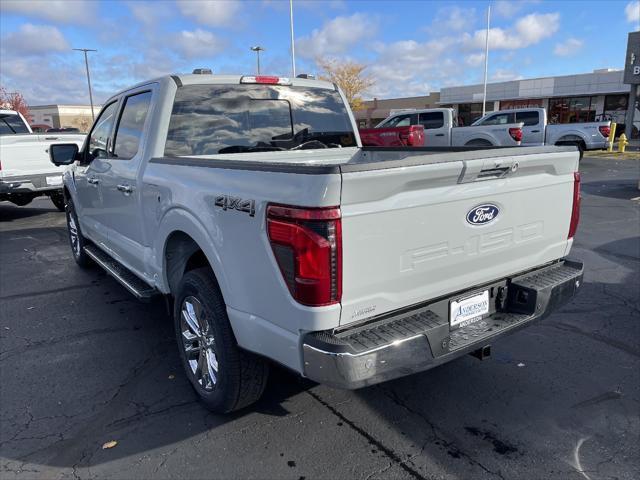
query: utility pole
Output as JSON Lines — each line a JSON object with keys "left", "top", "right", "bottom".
{"left": 481, "top": 4, "right": 491, "bottom": 117}
{"left": 250, "top": 46, "right": 265, "bottom": 75}
{"left": 73, "top": 48, "right": 97, "bottom": 120}
{"left": 289, "top": 0, "right": 296, "bottom": 77}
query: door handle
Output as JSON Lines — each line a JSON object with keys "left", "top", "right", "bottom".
{"left": 87, "top": 177, "right": 100, "bottom": 185}
{"left": 435, "top": 134, "right": 445, "bottom": 137}
{"left": 117, "top": 184, "right": 133, "bottom": 194}
{"left": 531, "top": 130, "right": 540, "bottom": 133}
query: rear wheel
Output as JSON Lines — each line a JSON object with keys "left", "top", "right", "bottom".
{"left": 556, "top": 140, "right": 585, "bottom": 160}
{"left": 66, "top": 198, "right": 92, "bottom": 267}
{"left": 174, "top": 268, "right": 269, "bottom": 413}
{"left": 50, "top": 192, "right": 66, "bottom": 212}
{"left": 10, "top": 194, "right": 34, "bottom": 207}
{"left": 465, "top": 139, "right": 492, "bottom": 147}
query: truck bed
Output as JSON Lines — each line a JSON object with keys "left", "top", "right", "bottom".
{"left": 154, "top": 145, "right": 577, "bottom": 173}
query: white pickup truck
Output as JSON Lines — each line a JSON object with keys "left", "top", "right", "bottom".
{"left": 471, "top": 107, "right": 611, "bottom": 156}
{"left": 50, "top": 73, "right": 584, "bottom": 413}
{"left": 0, "top": 109, "right": 85, "bottom": 210}
{"left": 375, "top": 107, "right": 523, "bottom": 147}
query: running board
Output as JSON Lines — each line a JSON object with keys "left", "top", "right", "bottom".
{"left": 84, "top": 244, "right": 159, "bottom": 300}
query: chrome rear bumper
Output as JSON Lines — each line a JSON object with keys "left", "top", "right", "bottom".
{"left": 302, "top": 259, "right": 584, "bottom": 389}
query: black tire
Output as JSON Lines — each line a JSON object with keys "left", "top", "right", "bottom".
{"left": 11, "top": 194, "right": 34, "bottom": 207}
{"left": 174, "top": 267, "right": 269, "bottom": 413}
{"left": 556, "top": 140, "right": 585, "bottom": 160}
{"left": 465, "top": 139, "right": 492, "bottom": 147}
{"left": 50, "top": 192, "right": 66, "bottom": 212}
{"left": 65, "top": 198, "right": 92, "bottom": 268}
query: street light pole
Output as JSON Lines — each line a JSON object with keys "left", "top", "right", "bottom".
{"left": 481, "top": 4, "right": 491, "bottom": 117}
{"left": 289, "top": 0, "right": 296, "bottom": 77}
{"left": 250, "top": 46, "right": 265, "bottom": 75}
{"left": 73, "top": 48, "right": 97, "bottom": 120}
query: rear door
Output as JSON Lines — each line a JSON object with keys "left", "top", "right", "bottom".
{"left": 338, "top": 149, "right": 578, "bottom": 325}
{"left": 98, "top": 88, "right": 153, "bottom": 275}
{"left": 515, "top": 110, "right": 544, "bottom": 146}
{"left": 418, "top": 111, "right": 448, "bottom": 146}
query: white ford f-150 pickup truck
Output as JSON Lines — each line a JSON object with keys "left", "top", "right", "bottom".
{"left": 471, "top": 107, "right": 611, "bottom": 156}
{"left": 0, "top": 109, "right": 85, "bottom": 210}
{"left": 50, "top": 73, "right": 584, "bottom": 413}
{"left": 375, "top": 108, "right": 523, "bottom": 147}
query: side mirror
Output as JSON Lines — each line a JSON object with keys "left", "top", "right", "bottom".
{"left": 49, "top": 143, "right": 79, "bottom": 166}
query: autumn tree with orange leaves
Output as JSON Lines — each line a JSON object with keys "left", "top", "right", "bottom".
{"left": 0, "top": 87, "right": 29, "bottom": 120}
{"left": 317, "top": 58, "right": 374, "bottom": 112}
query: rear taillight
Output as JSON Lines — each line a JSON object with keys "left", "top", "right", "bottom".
{"left": 509, "top": 127, "right": 523, "bottom": 143}
{"left": 267, "top": 204, "right": 342, "bottom": 306}
{"left": 568, "top": 172, "right": 581, "bottom": 239}
{"left": 599, "top": 125, "right": 610, "bottom": 138}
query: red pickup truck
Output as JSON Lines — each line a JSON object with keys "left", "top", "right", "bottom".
{"left": 359, "top": 124, "right": 425, "bottom": 147}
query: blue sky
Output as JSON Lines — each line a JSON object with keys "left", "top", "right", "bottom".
{"left": 1, "top": 0, "right": 638, "bottom": 105}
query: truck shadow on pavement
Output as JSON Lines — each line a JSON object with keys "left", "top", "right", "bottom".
{"left": 0, "top": 201, "right": 59, "bottom": 221}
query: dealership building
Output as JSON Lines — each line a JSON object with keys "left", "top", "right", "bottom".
{"left": 27, "top": 104, "right": 98, "bottom": 132}
{"left": 356, "top": 69, "right": 634, "bottom": 135}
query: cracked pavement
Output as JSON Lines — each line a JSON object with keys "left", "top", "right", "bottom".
{"left": 1, "top": 156, "right": 638, "bottom": 479}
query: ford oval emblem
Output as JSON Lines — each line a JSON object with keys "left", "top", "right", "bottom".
{"left": 466, "top": 204, "right": 499, "bottom": 225}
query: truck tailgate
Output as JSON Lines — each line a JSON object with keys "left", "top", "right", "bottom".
{"left": 339, "top": 148, "right": 578, "bottom": 325}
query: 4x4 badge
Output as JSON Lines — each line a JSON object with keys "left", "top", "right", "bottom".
{"left": 215, "top": 195, "right": 255, "bottom": 217}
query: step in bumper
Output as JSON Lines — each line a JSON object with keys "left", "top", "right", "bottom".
{"left": 302, "top": 259, "right": 583, "bottom": 389}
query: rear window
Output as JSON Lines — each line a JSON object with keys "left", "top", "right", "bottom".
{"left": 515, "top": 111, "right": 539, "bottom": 126}
{"left": 0, "top": 113, "right": 30, "bottom": 135}
{"left": 418, "top": 112, "right": 444, "bottom": 130}
{"left": 165, "top": 85, "right": 357, "bottom": 156}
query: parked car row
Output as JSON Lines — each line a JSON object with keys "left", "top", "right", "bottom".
{"left": 359, "top": 107, "right": 611, "bottom": 157}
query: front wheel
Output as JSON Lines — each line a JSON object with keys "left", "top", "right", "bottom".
{"left": 66, "top": 199, "right": 92, "bottom": 267}
{"left": 174, "top": 268, "right": 269, "bottom": 413}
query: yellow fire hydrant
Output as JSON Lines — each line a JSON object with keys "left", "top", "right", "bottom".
{"left": 618, "top": 133, "right": 629, "bottom": 153}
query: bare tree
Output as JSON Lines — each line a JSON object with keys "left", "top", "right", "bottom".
{"left": 0, "top": 87, "right": 29, "bottom": 120}
{"left": 317, "top": 58, "right": 374, "bottom": 111}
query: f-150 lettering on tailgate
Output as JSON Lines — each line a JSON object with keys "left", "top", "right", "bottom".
{"left": 400, "top": 221, "right": 543, "bottom": 272}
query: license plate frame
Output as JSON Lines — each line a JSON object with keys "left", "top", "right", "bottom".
{"left": 449, "top": 290, "right": 490, "bottom": 328}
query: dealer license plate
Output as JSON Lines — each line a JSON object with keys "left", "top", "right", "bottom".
{"left": 449, "top": 290, "right": 489, "bottom": 328}
{"left": 46, "top": 176, "right": 62, "bottom": 186}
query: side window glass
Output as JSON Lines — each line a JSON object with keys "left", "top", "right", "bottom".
{"left": 482, "top": 113, "right": 513, "bottom": 125}
{"left": 88, "top": 102, "right": 119, "bottom": 161}
{"left": 113, "top": 91, "right": 152, "bottom": 160}
{"left": 516, "top": 111, "right": 539, "bottom": 126}
{"left": 418, "top": 112, "right": 445, "bottom": 130}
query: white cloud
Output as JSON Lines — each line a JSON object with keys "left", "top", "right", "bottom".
{"left": 465, "top": 52, "right": 485, "bottom": 67}
{"left": 297, "top": 13, "right": 376, "bottom": 58}
{"left": 493, "top": 1, "right": 541, "bottom": 18}
{"left": 1, "top": 24, "right": 69, "bottom": 56}
{"left": 128, "top": 1, "right": 173, "bottom": 25}
{"left": 554, "top": 38, "right": 583, "bottom": 56}
{"left": 434, "top": 6, "right": 476, "bottom": 32}
{"left": 490, "top": 69, "right": 523, "bottom": 82}
{"left": 626, "top": 1, "right": 640, "bottom": 24}
{"left": 365, "top": 38, "right": 458, "bottom": 98}
{"left": 176, "top": 0, "right": 240, "bottom": 27}
{"left": 0, "top": 0, "right": 95, "bottom": 24}
{"left": 174, "top": 29, "right": 225, "bottom": 58}
{"left": 463, "top": 13, "right": 560, "bottom": 50}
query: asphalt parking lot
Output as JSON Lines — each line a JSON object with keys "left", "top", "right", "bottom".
{"left": 1, "top": 155, "right": 639, "bottom": 480}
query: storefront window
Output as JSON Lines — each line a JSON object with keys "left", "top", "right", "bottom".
{"left": 457, "top": 102, "right": 493, "bottom": 126}
{"left": 500, "top": 99, "right": 543, "bottom": 109}
{"left": 548, "top": 96, "right": 597, "bottom": 124}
